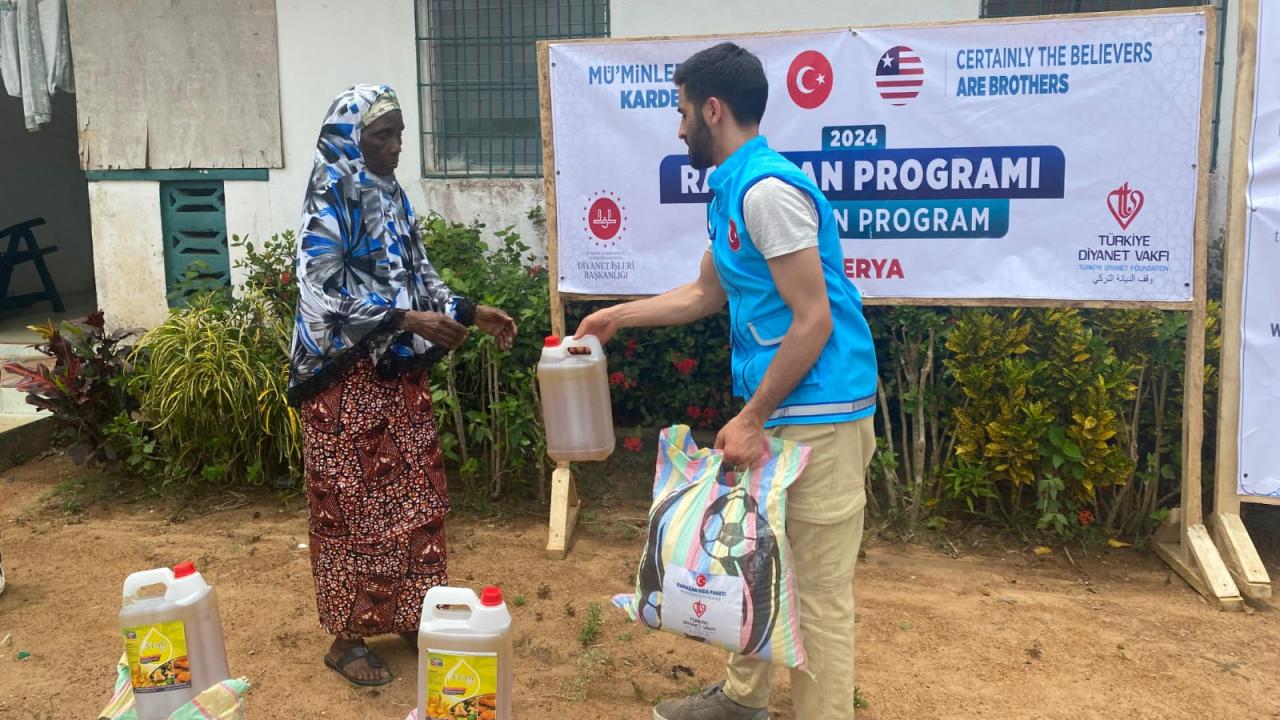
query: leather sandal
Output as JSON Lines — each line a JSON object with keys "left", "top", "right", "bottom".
{"left": 324, "top": 644, "right": 393, "bottom": 687}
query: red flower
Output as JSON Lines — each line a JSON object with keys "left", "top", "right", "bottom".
{"left": 673, "top": 357, "right": 697, "bottom": 376}
{"left": 279, "top": 271, "right": 292, "bottom": 285}
{"left": 527, "top": 264, "right": 545, "bottom": 278}
{"left": 623, "top": 437, "right": 643, "bottom": 452}
{"left": 624, "top": 339, "right": 639, "bottom": 358}
{"left": 85, "top": 310, "right": 106, "bottom": 330}
{"left": 1078, "top": 509, "right": 1095, "bottom": 527}
{"left": 701, "top": 407, "right": 720, "bottom": 422}
{"left": 609, "top": 371, "right": 625, "bottom": 387}
{"left": 686, "top": 405, "right": 703, "bottom": 420}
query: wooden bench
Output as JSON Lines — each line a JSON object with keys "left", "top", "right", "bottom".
{"left": 0, "top": 218, "right": 64, "bottom": 313}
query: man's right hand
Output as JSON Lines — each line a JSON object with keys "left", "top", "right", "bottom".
{"left": 573, "top": 307, "right": 622, "bottom": 344}
{"left": 400, "top": 310, "right": 468, "bottom": 350}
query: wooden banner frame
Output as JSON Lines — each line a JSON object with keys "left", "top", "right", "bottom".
{"left": 537, "top": 7, "right": 1244, "bottom": 611}
{"left": 1209, "top": 0, "right": 1273, "bottom": 602}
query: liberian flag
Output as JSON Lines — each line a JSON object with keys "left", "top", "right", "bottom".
{"left": 875, "top": 45, "right": 924, "bottom": 105}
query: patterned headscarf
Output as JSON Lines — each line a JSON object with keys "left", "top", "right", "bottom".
{"left": 287, "top": 84, "right": 473, "bottom": 405}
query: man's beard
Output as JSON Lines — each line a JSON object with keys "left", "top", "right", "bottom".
{"left": 686, "top": 115, "right": 714, "bottom": 170}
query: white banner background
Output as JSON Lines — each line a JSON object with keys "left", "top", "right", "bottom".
{"left": 1237, "top": 0, "right": 1280, "bottom": 498}
{"left": 548, "top": 13, "right": 1207, "bottom": 301}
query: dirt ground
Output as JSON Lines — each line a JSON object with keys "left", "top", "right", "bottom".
{"left": 2, "top": 454, "right": 1280, "bottom": 720}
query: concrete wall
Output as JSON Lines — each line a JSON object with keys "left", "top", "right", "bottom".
{"left": 0, "top": 93, "right": 93, "bottom": 299}
{"left": 88, "top": 182, "right": 167, "bottom": 330}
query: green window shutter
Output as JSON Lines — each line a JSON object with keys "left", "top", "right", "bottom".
{"left": 160, "top": 180, "right": 230, "bottom": 305}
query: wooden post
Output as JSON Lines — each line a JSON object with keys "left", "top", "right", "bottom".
{"left": 538, "top": 40, "right": 565, "bottom": 342}
{"left": 1151, "top": 5, "right": 1244, "bottom": 611}
{"left": 1208, "top": 0, "right": 1272, "bottom": 601}
{"left": 539, "top": 40, "right": 581, "bottom": 558}
{"left": 545, "top": 462, "right": 581, "bottom": 559}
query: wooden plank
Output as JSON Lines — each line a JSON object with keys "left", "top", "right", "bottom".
{"left": 538, "top": 41, "right": 567, "bottom": 339}
{"left": 66, "top": 0, "right": 283, "bottom": 170}
{"left": 1186, "top": 523, "right": 1244, "bottom": 609}
{"left": 1178, "top": 4, "right": 1218, "bottom": 534}
{"left": 1209, "top": 512, "right": 1272, "bottom": 601}
{"left": 539, "top": 42, "right": 580, "bottom": 557}
{"left": 1240, "top": 495, "right": 1280, "bottom": 507}
{"left": 1216, "top": 0, "right": 1258, "bottom": 515}
{"left": 1154, "top": 535, "right": 1244, "bottom": 612}
{"left": 545, "top": 463, "right": 580, "bottom": 560}
{"left": 66, "top": 0, "right": 146, "bottom": 169}
{"left": 1155, "top": 510, "right": 1250, "bottom": 611}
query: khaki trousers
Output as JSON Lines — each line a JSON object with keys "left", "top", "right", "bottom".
{"left": 723, "top": 416, "right": 875, "bottom": 719}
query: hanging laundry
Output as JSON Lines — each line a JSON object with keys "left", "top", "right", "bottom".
{"left": 0, "top": 0, "right": 74, "bottom": 131}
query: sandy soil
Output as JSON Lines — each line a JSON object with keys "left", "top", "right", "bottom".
{"left": 1, "top": 453, "right": 1279, "bottom": 720}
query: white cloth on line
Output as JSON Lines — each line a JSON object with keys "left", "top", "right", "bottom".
{"left": 0, "top": 0, "right": 74, "bottom": 131}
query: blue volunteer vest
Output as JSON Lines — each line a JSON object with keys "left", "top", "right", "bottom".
{"left": 707, "top": 136, "right": 878, "bottom": 427}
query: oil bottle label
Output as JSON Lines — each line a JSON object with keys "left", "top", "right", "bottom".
{"left": 424, "top": 649, "right": 498, "bottom": 720}
{"left": 122, "top": 621, "right": 192, "bottom": 693}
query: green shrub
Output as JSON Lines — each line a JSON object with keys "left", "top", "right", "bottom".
{"left": 127, "top": 288, "right": 298, "bottom": 489}
{"left": 420, "top": 214, "right": 551, "bottom": 501}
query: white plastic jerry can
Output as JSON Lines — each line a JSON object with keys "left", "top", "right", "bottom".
{"left": 418, "top": 585, "right": 513, "bottom": 720}
{"left": 119, "top": 561, "right": 231, "bottom": 720}
{"left": 537, "top": 334, "right": 615, "bottom": 462}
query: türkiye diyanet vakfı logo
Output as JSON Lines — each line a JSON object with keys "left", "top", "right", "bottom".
{"left": 1077, "top": 182, "right": 1167, "bottom": 288}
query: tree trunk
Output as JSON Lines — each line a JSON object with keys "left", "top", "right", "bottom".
{"left": 1105, "top": 363, "right": 1146, "bottom": 532}
{"left": 895, "top": 334, "right": 914, "bottom": 493}
{"left": 446, "top": 354, "right": 468, "bottom": 466}
{"left": 909, "top": 329, "right": 934, "bottom": 527}
{"left": 1142, "top": 368, "right": 1171, "bottom": 529}
{"left": 877, "top": 378, "right": 900, "bottom": 512}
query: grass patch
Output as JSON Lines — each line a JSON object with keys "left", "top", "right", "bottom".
{"left": 578, "top": 602, "right": 604, "bottom": 646}
{"left": 555, "top": 648, "right": 614, "bottom": 702}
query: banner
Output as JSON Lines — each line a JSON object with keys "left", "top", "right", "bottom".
{"left": 548, "top": 13, "right": 1207, "bottom": 301}
{"left": 1237, "top": 0, "right": 1280, "bottom": 498}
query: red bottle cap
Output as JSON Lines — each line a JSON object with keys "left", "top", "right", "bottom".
{"left": 544, "top": 336, "right": 561, "bottom": 347}
{"left": 172, "top": 561, "right": 197, "bottom": 578}
{"left": 480, "top": 586, "right": 504, "bottom": 606}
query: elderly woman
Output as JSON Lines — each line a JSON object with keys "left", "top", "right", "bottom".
{"left": 287, "top": 84, "right": 517, "bottom": 686}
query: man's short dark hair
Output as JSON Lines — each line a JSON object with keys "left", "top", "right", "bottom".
{"left": 673, "top": 42, "right": 768, "bottom": 125}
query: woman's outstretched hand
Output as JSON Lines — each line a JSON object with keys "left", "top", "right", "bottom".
{"left": 475, "top": 305, "right": 518, "bottom": 350}
{"left": 400, "top": 310, "right": 468, "bottom": 350}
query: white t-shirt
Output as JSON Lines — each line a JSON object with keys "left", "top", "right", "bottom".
{"left": 742, "top": 178, "right": 819, "bottom": 258}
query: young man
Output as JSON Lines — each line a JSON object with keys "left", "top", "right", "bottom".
{"left": 574, "top": 42, "right": 879, "bottom": 720}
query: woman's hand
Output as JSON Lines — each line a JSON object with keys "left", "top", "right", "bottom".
{"left": 399, "top": 310, "right": 468, "bottom": 350}
{"left": 475, "top": 305, "right": 518, "bottom": 350}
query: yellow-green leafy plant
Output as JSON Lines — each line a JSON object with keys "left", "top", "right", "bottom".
{"left": 127, "top": 288, "right": 299, "bottom": 489}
